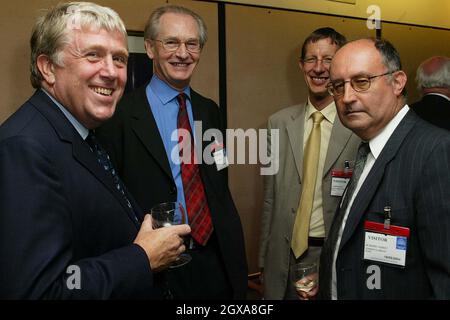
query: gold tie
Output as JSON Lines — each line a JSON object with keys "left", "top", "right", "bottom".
{"left": 291, "top": 111, "right": 325, "bottom": 258}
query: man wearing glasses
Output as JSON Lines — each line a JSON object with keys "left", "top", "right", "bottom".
{"left": 319, "top": 38, "right": 450, "bottom": 299}
{"left": 259, "top": 28, "right": 360, "bottom": 299}
{"left": 97, "top": 5, "right": 247, "bottom": 299}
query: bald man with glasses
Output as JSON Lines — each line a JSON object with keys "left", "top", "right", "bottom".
{"left": 319, "top": 38, "right": 450, "bottom": 300}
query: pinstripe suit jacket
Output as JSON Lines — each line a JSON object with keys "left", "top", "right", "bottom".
{"left": 319, "top": 110, "right": 450, "bottom": 299}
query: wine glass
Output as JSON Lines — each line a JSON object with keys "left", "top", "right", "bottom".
{"left": 292, "top": 262, "right": 318, "bottom": 294}
{"left": 150, "top": 202, "right": 191, "bottom": 268}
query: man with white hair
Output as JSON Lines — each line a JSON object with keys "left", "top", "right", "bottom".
{"left": 411, "top": 56, "right": 450, "bottom": 131}
{"left": 0, "top": 2, "right": 189, "bottom": 299}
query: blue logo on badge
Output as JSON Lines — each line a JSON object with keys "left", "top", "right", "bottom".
{"left": 396, "top": 237, "right": 407, "bottom": 250}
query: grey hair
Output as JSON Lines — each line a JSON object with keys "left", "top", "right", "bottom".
{"left": 30, "top": 2, "right": 127, "bottom": 88}
{"left": 369, "top": 38, "right": 406, "bottom": 96}
{"left": 144, "top": 5, "right": 207, "bottom": 48}
{"left": 416, "top": 59, "right": 450, "bottom": 90}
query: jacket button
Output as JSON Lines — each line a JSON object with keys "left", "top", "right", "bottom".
{"left": 169, "top": 186, "right": 177, "bottom": 195}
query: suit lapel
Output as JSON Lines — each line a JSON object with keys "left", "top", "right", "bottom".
{"left": 72, "top": 137, "right": 141, "bottom": 227}
{"left": 31, "top": 90, "right": 140, "bottom": 227}
{"left": 322, "top": 118, "right": 353, "bottom": 178}
{"left": 286, "top": 103, "right": 306, "bottom": 180}
{"left": 339, "top": 111, "right": 417, "bottom": 250}
{"left": 130, "top": 87, "right": 173, "bottom": 180}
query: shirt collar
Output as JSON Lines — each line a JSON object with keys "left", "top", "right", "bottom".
{"left": 369, "top": 104, "right": 410, "bottom": 159}
{"left": 305, "top": 98, "right": 337, "bottom": 124}
{"left": 424, "top": 93, "right": 450, "bottom": 102}
{"left": 149, "top": 75, "right": 191, "bottom": 105}
{"left": 41, "top": 89, "right": 89, "bottom": 140}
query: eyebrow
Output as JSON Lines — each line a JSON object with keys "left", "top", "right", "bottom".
{"left": 161, "top": 36, "right": 199, "bottom": 41}
{"left": 332, "top": 72, "right": 372, "bottom": 82}
{"left": 83, "top": 45, "right": 129, "bottom": 58}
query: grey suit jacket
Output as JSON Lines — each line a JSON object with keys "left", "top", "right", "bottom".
{"left": 319, "top": 110, "right": 450, "bottom": 299}
{"left": 259, "top": 102, "right": 360, "bottom": 299}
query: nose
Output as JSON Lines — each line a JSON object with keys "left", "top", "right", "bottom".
{"left": 313, "top": 59, "right": 326, "bottom": 73}
{"left": 175, "top": 43, "right": 189, "bottom": 59}
{"left": 100, "top": 56, "right": 118, "bottom": 79}
{"left": 341, "top": 81, "right": 356, "bottom": 104}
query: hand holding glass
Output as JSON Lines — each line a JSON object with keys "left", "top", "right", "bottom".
{"left": 151, "top": 202, "right": 191, "bottom": 268}
{"left": 293, "top": 262, "right": 318, "bottom": 294}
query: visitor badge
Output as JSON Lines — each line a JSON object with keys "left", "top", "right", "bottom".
{"left": 331, "top": 165, "right": 352, "bottom": 197}
{"left": 363, "top": 220, "right": 410, "bottom": 268}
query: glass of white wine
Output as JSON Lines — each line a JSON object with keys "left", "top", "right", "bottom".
{"left": 292, "top": 262, "right": 318, "bottom": 294}
{"left": 151, "top": 202, "right": 191, "bottom": 268}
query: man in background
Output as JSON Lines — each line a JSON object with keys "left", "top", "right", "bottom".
{"left": 259, "top": 27, "right": 360, "bottom": 300}
{"left": 411, "top": 56, "right": 450, "bottom": 131}
{"left": 0, "top": 2, "right": 189, "bottom": 299}
{"left": 97, "top": 5, "right": 247, "bottom": 299}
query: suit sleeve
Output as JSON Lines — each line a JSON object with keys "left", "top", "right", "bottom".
{"left": 0, "top": 137, "right": 153, "bottom": 299}
{"left": 415, "top": 136, "right": 450, "bottom": 298}
{"left": 258, "top": 119, "right": 276, "bottom": 269}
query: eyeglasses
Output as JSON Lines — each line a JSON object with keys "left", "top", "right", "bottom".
{"left": 154, "top": 39, "right": 201, "bottom": 53}
{"left": 327, "top": 72, "right": 395, "bottom": 97}
{"left": 302, "top": 57, "right": 333, "bottom": 65}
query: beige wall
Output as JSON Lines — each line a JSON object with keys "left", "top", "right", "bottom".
{"left": 0, "top": 0, "right": 219, "bottom": 124}
{"left": 216, "top": 0, "right": 450, "bottom": 29}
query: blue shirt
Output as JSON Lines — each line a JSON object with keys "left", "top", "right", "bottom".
{"left": 146, "top": 75, "right": 196, "bottom": 215}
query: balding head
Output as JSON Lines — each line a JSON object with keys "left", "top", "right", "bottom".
{"left": 329, "top": 38, "right": 407, "bottom": 140}
{"left": 416, "top": 56, "right": 450, "bottom": 97}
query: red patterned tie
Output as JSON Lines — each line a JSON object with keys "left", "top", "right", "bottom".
{"left": 177, "top": 93, "right": 213, "bottom": 245}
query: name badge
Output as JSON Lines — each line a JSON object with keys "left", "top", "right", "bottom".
{"left": 331, "top": 169, "right": 352, "bottom": 197}
{"left": 363, "top": 220, "right": 410, "bottom": 268}
{"left": 212, "top": 143, "right": 228, "bottom": 171}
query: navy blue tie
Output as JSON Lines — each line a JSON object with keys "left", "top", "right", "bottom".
{"left": 86, "top": 130, "right": 137, "bottom": 222}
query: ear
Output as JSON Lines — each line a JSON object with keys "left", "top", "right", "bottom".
{"left": 298, "top": 59, "right": 304, "bottom": 72}
{"left": 36, "top": 54, "right": 56, "bottom": 85}
{"left": 144, "top": 39, "right": 155, "bottom": 60}
{"left": 392, "top": 70, "right": 407, "bottom": 96}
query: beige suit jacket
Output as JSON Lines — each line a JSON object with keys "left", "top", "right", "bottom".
{"left": 259, "top": 102, "right": 360, "bottom": 299}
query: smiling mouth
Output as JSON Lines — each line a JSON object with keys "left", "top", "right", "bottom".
{"left": 170, "top": 62, "right": 190, "bottom": 67}
{"left": 90, "top": 86, "right": 114, "bottom": 96}
{"left": 311, "top": 76, "right": 328, "bottom": 82}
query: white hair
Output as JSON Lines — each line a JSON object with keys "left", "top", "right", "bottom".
{"left": 416, "top": 59, "right": 450, "bottom": 90}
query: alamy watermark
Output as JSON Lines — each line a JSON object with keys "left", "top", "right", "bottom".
{"left": 66, "top": 265, "right": 81, "bottom": 290}
{"left": 366, "top": 5, "right": 381, "bottom": 30}
{"left": 172, "top": 121, "right": 279, "bottom": 176}
{"left": 366, "top": 265, "right": 381, "bottom": 290}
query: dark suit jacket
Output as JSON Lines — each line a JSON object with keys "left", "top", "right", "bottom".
{"left": 320, "top": 110, "right": 450, "bottom": 299}
{"left": 0, "top": 90, "right": 155, "bottom": 299}
{"left": 96, "top": 84, "right": 248, "bottom": 299}
{"left": 411, "top": 94, "right": 450, "bottom": 131}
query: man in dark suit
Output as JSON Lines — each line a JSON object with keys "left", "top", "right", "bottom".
{"left": 320, "top": 38, "right": 450, "bottom": 299}
{"left": 410, "top": 56, "right": 450, "bottom": 131}
{"left": 97, "top": 5, "right": 247, "bottom": 299}
{"left": 0, "top": 2, "right": 189, "bottom": 299}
